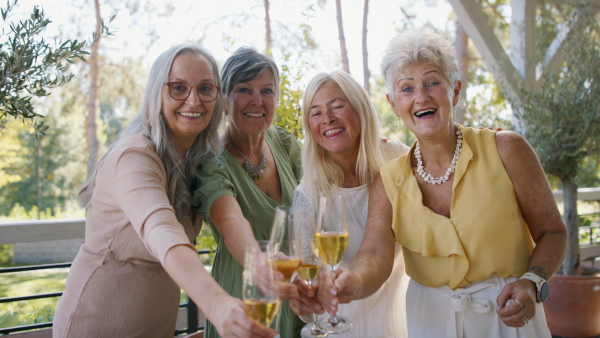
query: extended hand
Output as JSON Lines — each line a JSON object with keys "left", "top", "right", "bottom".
{"left": 289, "top": 276, "right": 324, "bottom": 316}
{"left": 213, "top": 297, "right": 277, "bottom": 338}
{"left": 318, "top": 267, "right": 362, "bottom": 315}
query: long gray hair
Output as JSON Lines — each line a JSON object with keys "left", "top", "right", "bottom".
{"left": 78, "top": 44, "right": 224, "bottom": 219}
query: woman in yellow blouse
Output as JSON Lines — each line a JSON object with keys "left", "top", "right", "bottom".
{"left": 319, "top": 30, "right": 567, "bottom": 337}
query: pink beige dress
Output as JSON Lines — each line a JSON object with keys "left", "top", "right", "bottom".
{"left": 53, "top": 132, "right": 201, "bottom": 338}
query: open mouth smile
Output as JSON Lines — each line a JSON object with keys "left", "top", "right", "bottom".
{"left": 244, "top": 112, "right": 265, "bottom": 118}
{"left": 415, "top": 109, "right": 436, "bottom": 118}
{"left": 324, "top": 127, "right": 344, "bottom": 137}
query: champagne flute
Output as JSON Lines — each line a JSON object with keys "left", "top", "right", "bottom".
{"left": 292, "top": 210, "right": 328, "bottom": 338}
{"left": 315, "top": 191, "right": 352, "bottom": 333}
{"left": 242, "top": 242, "right": 281, "bottom": 329}
{"left": 269, "top": 206, "right": 302, "bottom": 282}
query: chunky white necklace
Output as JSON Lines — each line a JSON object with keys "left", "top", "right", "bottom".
{"left": 414, "top": 127, "right": 463, "bottom": 185}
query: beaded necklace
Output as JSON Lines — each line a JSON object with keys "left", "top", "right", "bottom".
{"left": 229, "top": 139, "right": 266, "bottom": 180}
{"left": 414, "top": 126, "right": 463, "bottom": 185}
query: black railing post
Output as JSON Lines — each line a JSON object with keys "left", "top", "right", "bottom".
{"left": 186, "top": 296, "right": 199, "bottom": 334}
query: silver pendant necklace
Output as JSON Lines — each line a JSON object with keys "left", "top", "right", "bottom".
{"left": 229, "top": 138, "right": 266, "bottom": 180}
{"left": 414, "top": 126, "right": 463, "bottom": 185}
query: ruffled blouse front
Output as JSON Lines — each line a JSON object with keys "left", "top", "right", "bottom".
{"left": 380, "top": 126, "right": 533, "bottom": 289}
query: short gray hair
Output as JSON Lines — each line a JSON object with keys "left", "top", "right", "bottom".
{"left": 381, "top": 31, "right": 459, "bottom": 98}
{"left": 221, "top": 46, "right": 281, "bottom": 98}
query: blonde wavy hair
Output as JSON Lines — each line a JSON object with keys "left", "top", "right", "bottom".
{"left": 300, "top": 70, "right": 383, "bottom": 206}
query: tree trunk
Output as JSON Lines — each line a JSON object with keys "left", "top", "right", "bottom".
{"left": 560, "top": 175, "right": 581, "bottom": 275}
{"left": 335, "top": 0, "right": 350, "bottom": 74}
{"left": 361, "top": 0, "right": 370, "bottom": 93}
{"left": 455, "top": 21, "right": 468, "bottom": 124}
{"left": 36, "top": 139, "right": 41, "bottom": 219}
{"left": 264, "top": 0, "right": 272, "bottom": 55}
{"left": 86, "top": 0, "right": 102, "bottom": 178}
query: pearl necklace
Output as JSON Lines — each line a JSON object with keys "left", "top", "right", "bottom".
{"left": 414, "top": 127, "right": 463, "bottom": 185}
{"left": 229, "top": 139, "right": 266, "bottom": 180}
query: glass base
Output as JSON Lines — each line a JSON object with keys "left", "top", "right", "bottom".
{"left": 301, "top": 323, "right": 328, "bottom": 338}
{"left": 321, "top": 315, "right": 352, "bottom": 334}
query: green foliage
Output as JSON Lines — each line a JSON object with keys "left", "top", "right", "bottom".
{"left": 0, "top": 0, "right": 90, "bottom": 136}
{"left": 0, "top": 268, "right": 66, "bottom": 329}
{"left": 508, "top": 5, "right": 600, "bottom": 275}
{"left": 275, "top": 53, "right": 304, "bottom": 140}
{"left": 0, "top": 243, "right": 12, "bottom": 265}
{"left": 512, "top": 10, "right": 600, "bottom": 180}
{"left": 195, "top": 224, "right": 217, "bottom": 266}
{"left": 0, "top": 0, "right": 115, "bottom": 137}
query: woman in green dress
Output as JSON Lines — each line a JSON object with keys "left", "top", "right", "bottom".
{"left": 192, "top": 47, "right": 304, "bottom": 338}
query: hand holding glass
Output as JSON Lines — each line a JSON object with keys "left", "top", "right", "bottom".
{"left": 315, "top": 192, "right": 352, "bottom": 333}
{"left": 292, "top": 210, "right": 328, "bottom": 338}
{"left": 242, "top": 243, "right": 280, "bottom": 328}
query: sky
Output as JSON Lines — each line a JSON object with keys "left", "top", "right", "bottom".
{"left": 9, "top": 0, "right": 455, "bottom": 87}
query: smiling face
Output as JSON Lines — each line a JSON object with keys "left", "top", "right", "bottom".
{"left": 387, "top": 61, "right": 461, "bottom": 139}
{"left": 227, "top": 69, "right": 278, "bottom": 136}
{"left": 161, "top": 52, "right": 217, "bottom": 150}
{"left": 308, "top": 81, "right": 361, "bottom": 158}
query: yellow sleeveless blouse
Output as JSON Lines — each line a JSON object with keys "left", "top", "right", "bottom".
{"left": 380, "top": 125, "right": 533, "bottom": 289}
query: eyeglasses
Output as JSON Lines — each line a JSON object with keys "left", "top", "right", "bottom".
{"left": 164, "top": 82, "right": 220, "bottom": 102}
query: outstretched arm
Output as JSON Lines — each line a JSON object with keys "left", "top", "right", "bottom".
{"left": 164, "top": 245, "right": 276, "bottom": 338}
{"left": 210, "top": 195, "right": 298, "bottom": 300}
{"left": 319, "top": 174, "right": 397, "bottom": 314}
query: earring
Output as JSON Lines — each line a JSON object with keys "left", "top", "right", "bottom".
{"left": 397, "top": 117, "right": 403, "bottom": 131}
{"left": 453, "top": 108, "right": 457, "bottom": 121}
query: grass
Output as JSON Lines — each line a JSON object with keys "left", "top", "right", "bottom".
{"left": 0, "top": 269, "right": 67, "bottom": 328}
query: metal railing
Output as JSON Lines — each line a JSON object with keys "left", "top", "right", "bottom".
{"left": 0, "top": 219, "right": 210, "bottom": 336}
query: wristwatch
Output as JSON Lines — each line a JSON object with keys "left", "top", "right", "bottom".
{"left": 520, "top": 272, "right": 549, "bottom": 303}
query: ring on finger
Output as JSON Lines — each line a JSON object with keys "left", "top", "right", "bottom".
{"left": 514, "top": 299, "right": 524, "bottom": 309}
{"left": 523, "top": 317, "right": 529, "bottom": 325}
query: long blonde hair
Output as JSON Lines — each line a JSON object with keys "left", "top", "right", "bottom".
{"left": 300, "top": 70, "right": 383, "bottom": 206}
{"left": 78, "top": 44, "right": 224, "bottom": 219}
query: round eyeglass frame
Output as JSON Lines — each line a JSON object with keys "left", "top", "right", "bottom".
{"left": 163, "top": 82, "right": 220, "bottom": 102}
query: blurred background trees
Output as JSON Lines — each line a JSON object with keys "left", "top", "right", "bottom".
{"left": 510, "top": 3, "right": 600, "bottom": 274}
{"left": 0, "top": 0, "right": 598, "bottom": 223}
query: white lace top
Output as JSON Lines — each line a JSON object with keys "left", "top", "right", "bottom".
{"left": 292, "top": 139, "right": 410, "bottom": 338}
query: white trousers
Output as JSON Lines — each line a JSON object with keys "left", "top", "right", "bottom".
{"left": 406, "top": 275, "right": 551, "bottom": 338}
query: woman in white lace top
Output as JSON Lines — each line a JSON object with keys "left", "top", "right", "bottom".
{"left": 290, "top": 70, "right": 410, "bottom": 338}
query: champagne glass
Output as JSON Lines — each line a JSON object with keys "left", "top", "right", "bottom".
{"left": 269, "top": 206, "right": 302, "bottom": 283}
{"left": 315, "top": 191, "right": 352, "bottom": 333}
{"left": 292, "top": 210, "right": 328, "bottom": 338}
{"left": 242, "top": 242, "right": 281, "bottom": 329}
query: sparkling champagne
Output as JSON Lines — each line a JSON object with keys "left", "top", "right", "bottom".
{"left": 315, "top": 232, "right": 348, "bottom": 266}
{"left": 270, "top": 258, "right": 301, "bottom": 282}
{"left": 296, "top": 263, "right": 321, "bottom": 282}
{"left": 243, "top": 298, "right": 280, "bottom": 326}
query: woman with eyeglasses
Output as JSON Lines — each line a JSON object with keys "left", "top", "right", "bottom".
{"left": 53, "top": 44, "right": 276, "bottom": 338}
{"left": 192, "top": 47, "right": 304, "bottom": 338}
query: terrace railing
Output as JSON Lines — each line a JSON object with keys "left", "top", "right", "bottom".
{"left": 0, "top": 219, "right": 207, "bottom": 337}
